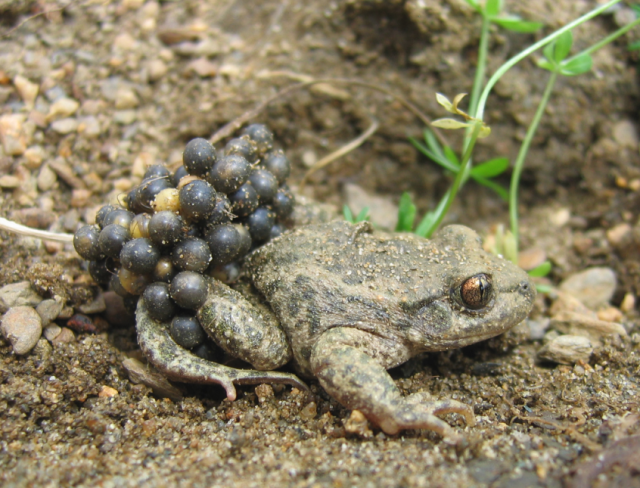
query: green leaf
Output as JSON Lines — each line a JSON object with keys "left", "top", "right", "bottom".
{"left": 632, "top": 4, "right": 640, "bottom": 16}
{"left": 470, "top": 157, "right": 509, "bottom": 178}
{"left": 492, "top": 17, "right": 543, "bottom": 33}
{"left": 542, "top": 41, "right": 555, "bottom": 64}
{"left": 553, "top": 31, "right": 573, "bottom": 62}
{"left": 536, "top": 58, "right": 555, "bottom": 72}
{"left": 472, "top": 175, "right": 509, "bottom": 200}
{"left": 485, "top": 0, "right": 502, "bottom": 17}
{"left": 535, "top": 284, "right": 553, "bottom": 294}
{"left": 396, "top": 192, "right": 416, "bottom": 232}
{"left": 415, "top": 211, "right": 437, "bottom": 238}
{"left": 343, "top": 205, "right": 354, "bottom": 223}
{"left": 409, "top": 137, "right": 459, "bottom": 172}
{"left": 629, "top": 40, "right": 640, "bottom": 51}
{"left": 355, "top": 207, "right": 370, "bottom": 223}
{"left": 560, "top": 53, "right": 592, "bottom": 76}
{"left": 443, "top": 146, "right": 460, "bottom": 165}
{"left": 528, "top": 261, "right": 552, "bottom": 277}
{"left": 423, "top": 128, "right": 444, "bottom": 156}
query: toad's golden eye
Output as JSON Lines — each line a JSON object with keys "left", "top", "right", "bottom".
{"left": 460, "top": 274, "right": 493, "bottom": 310}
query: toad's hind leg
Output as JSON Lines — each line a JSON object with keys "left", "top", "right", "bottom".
{"left": 136, "top": 299, "right": 307, "bottom": 401}
{"left": 310, "top": 328, "right": 474, "bottom": 444}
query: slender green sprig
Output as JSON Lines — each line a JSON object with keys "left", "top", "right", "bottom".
{"left": 463, "top": 0, "right": 543, "bottom": 118}
{"left": 343, "top": 205, "right": 370, "bottom": 224}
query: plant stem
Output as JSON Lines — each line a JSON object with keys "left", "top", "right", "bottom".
{"left": 474, "top": 0, "right": 621, "bottom": 121}
{"left": 425, "top": 122, "right": 483, "bottom": 237}
{"left": 469, "top": 15, "right": 491, "bottom": 118}
{"left": 509, "top": 71, "right": 558, "bottom": 250}
{"left": 567, "top": 15, "right": 640, "bottom": 61}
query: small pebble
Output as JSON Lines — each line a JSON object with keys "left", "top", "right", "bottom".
{"left": 37, "top": 164, "right": 58, "bottom": 191}
{"left": 43, "top": 323, "right": 62, "bottom": 341}
{"left": 13, "top": 75, "right": 39, "bottom": 109}
{"left": 255, "top": 384, "right": 274, "bottom": 404}
{"left": 620, "top": 293, "right": 635, "bottom": 313}
{"left": 0, "top": 114, "right": 27, "bottom": 155}
{"left": 0, "top": 175, "right": 20, "bottom": 188}
{"left": 47, "top": 97, "right": 79, "bottom": 120}
{"left": 77, "top": 116, "right": 101, "bottom": 137}
{"left": 147, "top": 59, "right": 168, "bottom": 82}
{"left": 98, "top": 385, "right": 119, "bottom": 398}
{"left": 1, "top": 306, "right": 42, "bottom": 354}
{"left": 559, "top": 267, "right": 617, "bottom": 310}
{"left": 122, "top": 357, "right": 183, "bottom": 401}
{"left": 0, "top": 281, "right": 42, "bottom": 313}
{"left": 71, "top": 188, "right": 92, "bottom": 208}
{"left": 51, "top": 327, "right": 75, "bottom": 345}
{"left": 343, "top": 410, "right": 373, "bottom": 438}
{"left": 538, "top": 335, "right": 593, "bottom": 365}
{"left": 113, "top": 110, "right": 137, "bottom": 125}
{"left": 23, "top": 145, "right": 45, "bottom": 168}
{"left": 606, "top": 223, "right": 632, "bottom": 248}
{"left": 299, "top": 401, "right": 317, "bottom": 421}
{"left": 50, "top": 118, "right": 78, "bottom": 134}
{"left": 115, "top": 88, "right": 139, "bottom": 109}
{"left": 36, "top": 298, "right": 64, "bottom": 326}
{"left": 186, "top": 58, "right": 217, "bottom": 77}
{"left": 597, "top": 307, "right": 624, "bottom": 323}
{"left": 517, "top": 247, "right": 547, "bottom": 271}
{"left": 612, "top": 120, "right": 638, "bottom": 149}
{"left": 77, "top": 293, "right": 107, "bottom": 315}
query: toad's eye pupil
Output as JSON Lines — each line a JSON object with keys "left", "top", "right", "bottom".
{"left": 460, "top": 274, "right": 493, "bottom": 309}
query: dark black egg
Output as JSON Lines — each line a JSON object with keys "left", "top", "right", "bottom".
{"left": 171, "top": 238, "right": 212, "bottom": 273}
{"left": 262, "top": 150, "right": 290, "bottom": 184}
{"left": 179, "top": 179, "right": 217, "bottom": 222}
{"left": 224, "top": 137, "right": 257, "bottom": 163}
{"left": 149, "top": 211, "right": 183, "bottom": 247}
{"left": 98, "top": 224, "right": 131, "bottom": 258}
{"left": 241, "top": 123, "right": 274, "bottom": 154}
{"left": 228, "top": 182, "right": 259, "bottom": 218}
{"left": 143, "top": 282, "right": 177, "bottom": 322}
{"left": 120, "top": 238, "right": 160, "bottom": 275}
{"left": 248, "top": 169, "right": 278, "bottom": 203}
{"left": 207, "top": 154, "right": 251, "bottom": 194}
{"left": 170, "top": 271, "right": 208, "bottom": 310}
{"left": 246, "top": 207, "right": 275, "bottom": 242}
{"left": 74, "top": 225, "right": 103, "bottom": 260}
{"left": 183, "top": 138, "right": 217, "bottom": 176}
{"left": 170, "top": 315, "right": 206, "bottom": 349}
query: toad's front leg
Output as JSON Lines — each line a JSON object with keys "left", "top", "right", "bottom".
{"left": 136, "top": 278, "right": 308, "bottom": 401}
{"left": 310, "top": 328, "right": 474, "bottom": 444}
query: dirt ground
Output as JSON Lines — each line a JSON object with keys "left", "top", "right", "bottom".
{"left": 1, "top": 1, "right": 639, "bottom": 487}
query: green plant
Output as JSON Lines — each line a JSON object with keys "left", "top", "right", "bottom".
{"left": 399, "top": 0, "right": 640, "bottom": 286}
{"left": 343, "top": 205, "right": 370, "bottom": 224}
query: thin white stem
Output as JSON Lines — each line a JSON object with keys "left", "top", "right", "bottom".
{"left": 0, "top": 217, "right": 74, "bottom": 243}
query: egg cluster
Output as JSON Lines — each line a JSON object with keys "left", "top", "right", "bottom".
{"left": 73, "top": 124, "right": 294, "bottom": 356}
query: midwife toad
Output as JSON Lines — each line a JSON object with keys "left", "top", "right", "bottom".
{"left": 137, "top": 220, "right": 535, "bottom": 442}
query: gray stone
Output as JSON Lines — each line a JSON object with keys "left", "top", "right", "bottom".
{"left": 538, "top": 335, "right": 593, "bottom": 365}
{"left": 1, "top": 306, "right": 43, "bottom": 354}
{"left": 78, "top": 293, "right": 106, "bottom": 314}
{"left": 36, "top": 298, "right": 64, "bottom": 326}
{"left": 559, "top": 267, "right": 617, "bottom": 310}
{"left": 0, "top": 281, "right": 42, "bottom": 313}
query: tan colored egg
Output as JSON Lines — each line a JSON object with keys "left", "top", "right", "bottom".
{"left": 153, "top": 188, "right": 181, "bottom": 213}
{"left": 130, "top": 213, "right": 151, "bottom": 238}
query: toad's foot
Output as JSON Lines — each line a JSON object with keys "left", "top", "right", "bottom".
{"left": 136, "top": 300, "right": 308, "bottom": 401}
{"left": 311, "top": 327, "right": 474, "bottom": 444}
